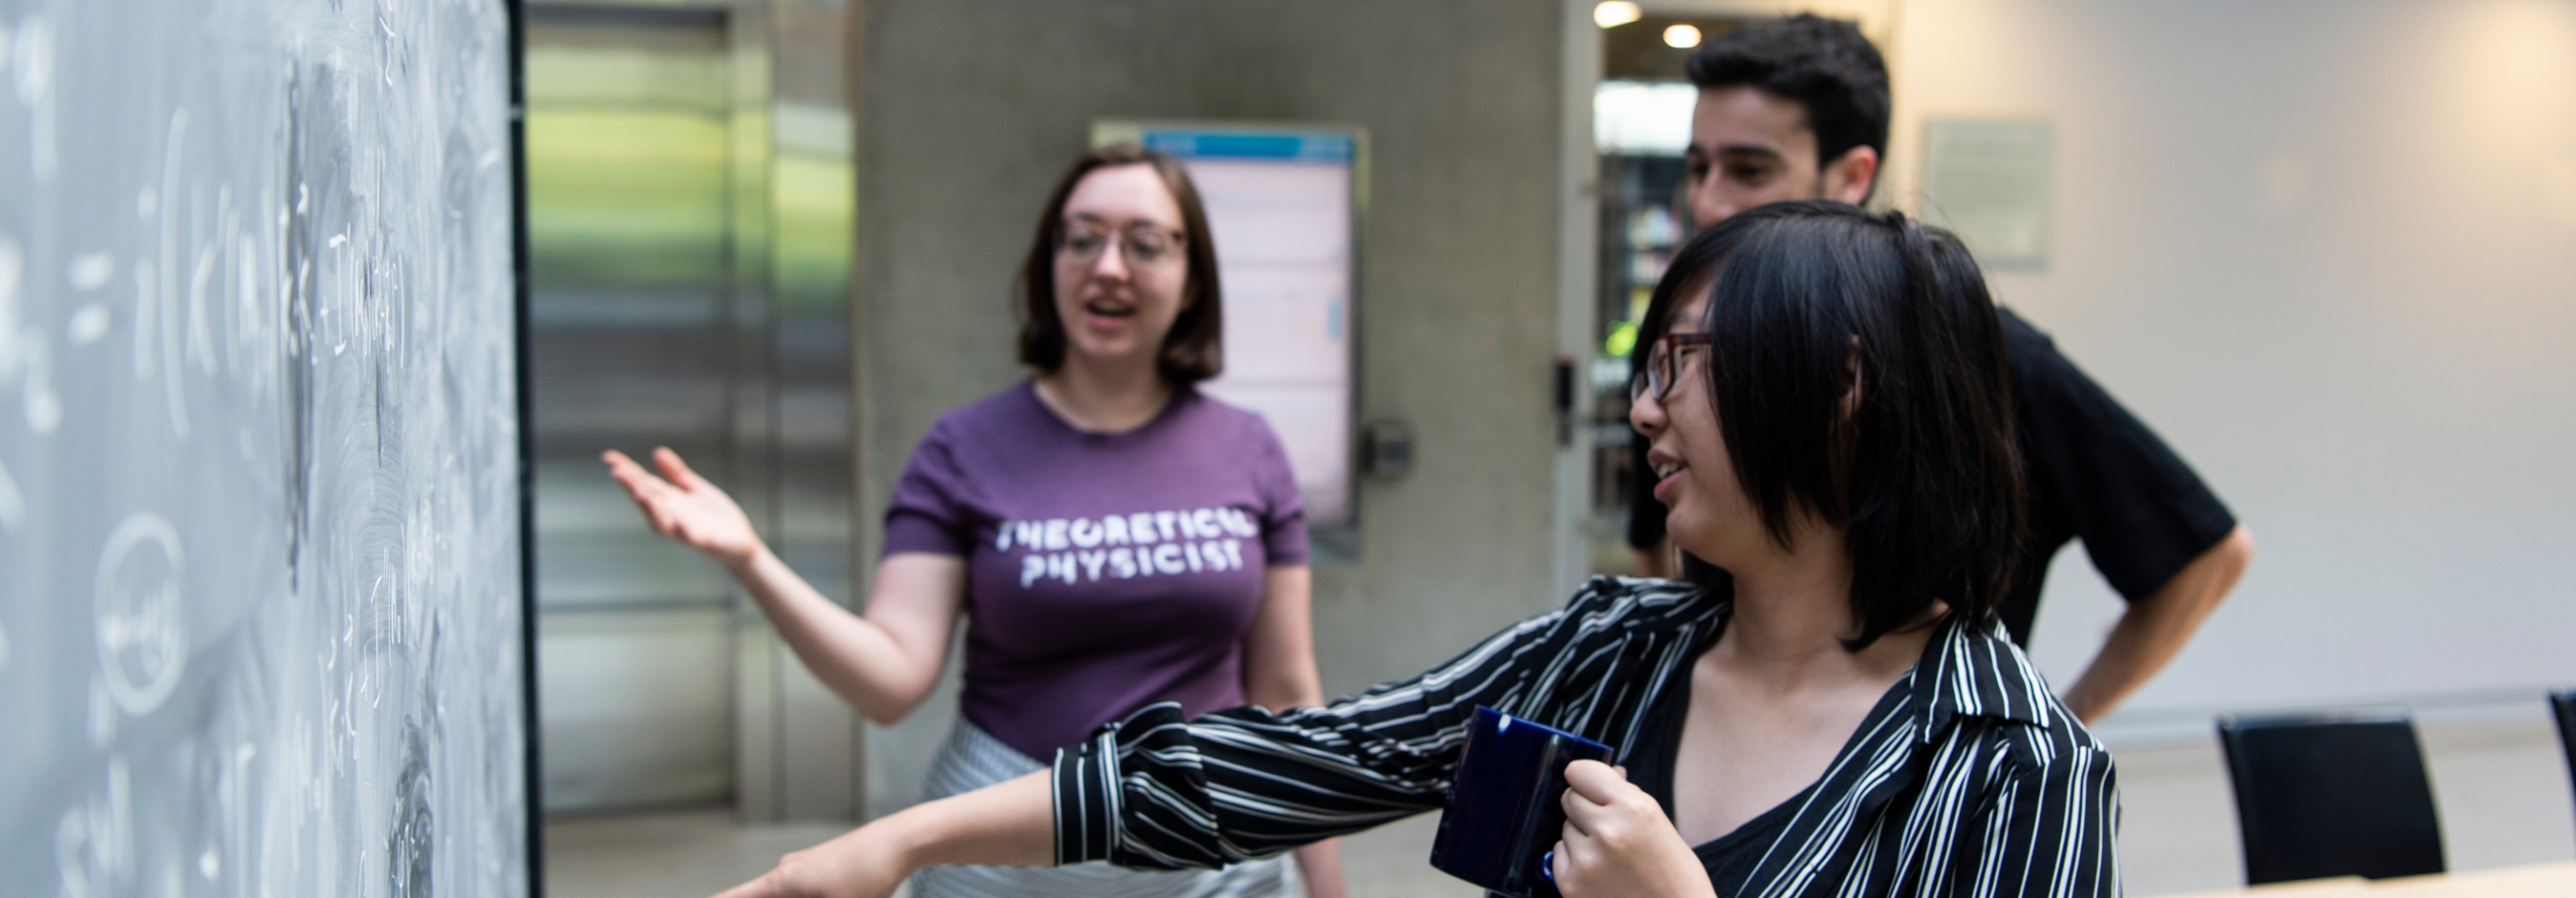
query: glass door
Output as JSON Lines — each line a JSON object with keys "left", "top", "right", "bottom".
{"left": 1586, "top": 13, "right": 1749, "bottom": 577}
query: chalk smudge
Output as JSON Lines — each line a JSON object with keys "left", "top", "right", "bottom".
{"left": 68, "top": 303, "right": 107, "bottom": 344}
{"left": 0, "top": 456, "right": 22, "bottom": 529}
{"left": 21, "top": 330, "right": 57, "bottom": 432}
{"left": 0, "top": 239, "right": 20, "bottom": 380}
{"left": 13, "top": 16, "right": 53, "bottom": 181}
{"left": 68, "top": 252, "right": 114, "bottom": 291}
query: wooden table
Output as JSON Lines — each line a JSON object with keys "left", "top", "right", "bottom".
{"left": 2159, "top": 862, "right": 2576, "bottom": 898}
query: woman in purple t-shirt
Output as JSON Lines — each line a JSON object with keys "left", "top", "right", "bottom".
{"left": 605, "top": 145, "right": 1345, "bottom": 898}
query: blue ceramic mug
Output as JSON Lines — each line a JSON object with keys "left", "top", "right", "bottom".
{"left": 1428, "top": 707, "right": 1616, "bottom": 898}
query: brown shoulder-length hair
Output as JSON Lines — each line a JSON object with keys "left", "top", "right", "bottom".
{"left": 1016, "top": 144, "right": 1224, "bottom": 383}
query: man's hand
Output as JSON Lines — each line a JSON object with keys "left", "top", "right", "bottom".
{"left": 1552, "top": 761, "right": 1715, "bottom": 898}
{"left": 2063, "top": 525, "right": 2253, "bottom": 723}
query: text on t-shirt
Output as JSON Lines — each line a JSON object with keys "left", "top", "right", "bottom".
{"left": 997, "top": 507, "right": 1263, "bottom": 588}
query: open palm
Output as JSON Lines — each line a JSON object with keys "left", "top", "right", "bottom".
{"left": 604, "top": 447, "right": 763, "bottom": 567}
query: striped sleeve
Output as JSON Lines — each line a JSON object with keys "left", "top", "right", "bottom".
{"left": 1047, "top": 588, "right": 2114, "bottom": 894}
{"left": 1953, "top": 728, "right": 2121, "bottom": 898}
{"left": 1052, "top": 596, "right": 1615, "bottom": 869}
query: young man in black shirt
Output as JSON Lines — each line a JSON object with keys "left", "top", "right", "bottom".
{"left": 1627, "top": 14, "right": 2253, "bottom": 724}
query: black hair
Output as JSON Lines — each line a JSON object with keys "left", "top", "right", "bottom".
{"left": 1634, "top": 200, "right": 2022, "bottom": 648}
{"left": 1017, "top": 144, "right": 1224, "bottom": 383}
{"left": 1684, "top": 14, "right": 1890, "bottom": 200}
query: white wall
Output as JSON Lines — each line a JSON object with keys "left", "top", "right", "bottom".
{"left": 1881, "top": 0, "right": 2576, "bottom": 734}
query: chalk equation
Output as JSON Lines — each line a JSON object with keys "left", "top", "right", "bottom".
{"left": 94, "top": 513, "right": 185, "bottom": 718}
{"left": 0, "top": 0, "right": 529, "bottom": 894}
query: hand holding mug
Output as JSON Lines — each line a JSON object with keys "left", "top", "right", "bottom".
{"left": 1549, "top": 760, "right": 1713, "bottom": 898}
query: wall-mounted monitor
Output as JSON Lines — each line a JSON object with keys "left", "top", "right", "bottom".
{"left": 1093, "top": 122, "right": 1363, "bottom": 529}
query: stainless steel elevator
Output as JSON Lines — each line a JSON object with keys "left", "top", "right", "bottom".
{"left": 524, "top": 0, "right": 857, "bottom": 819}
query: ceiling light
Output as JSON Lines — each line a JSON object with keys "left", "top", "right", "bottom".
{"left": 1594, "top": 1, "right": 1642, "bottom": 29}
{"left": 1664, "top": 23, "right": 1702, "bottom": 48}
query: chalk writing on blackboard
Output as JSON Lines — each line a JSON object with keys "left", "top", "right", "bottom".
{"left": 0, "top": 0, "right": 528, "bottom": 894}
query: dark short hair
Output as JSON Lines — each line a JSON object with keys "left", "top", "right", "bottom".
{"left": 1635, "top": 201, "right": 2022, "bottom": 648}
{"left": 1016, "top": 145, "right": 1224, "bottom": 383}
{"left": 1685, "top": 14, "right": 1890, "bottom": 199}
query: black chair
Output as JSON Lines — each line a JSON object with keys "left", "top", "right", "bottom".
{"left": 2216, "top": 711, "right": 2445, "bottom": 885}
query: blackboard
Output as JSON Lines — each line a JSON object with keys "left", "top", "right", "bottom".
{"left": 0, "top": 0, "right": 527, "bottom": 894}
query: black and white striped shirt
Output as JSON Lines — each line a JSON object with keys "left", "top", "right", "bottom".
{"left": 1053, "top": 577, "right": 2119, "bottom": 898}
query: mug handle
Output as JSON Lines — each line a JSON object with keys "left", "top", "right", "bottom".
{"left": 1541, "top": 849, "right": 1556, "bottom": 884}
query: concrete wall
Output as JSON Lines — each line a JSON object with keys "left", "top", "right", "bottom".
{"left": 1878, "top": 0, "right": 2576, "bottom": 737}
{"left": 851, "top": 0, "right": 1571, "bottom": 818}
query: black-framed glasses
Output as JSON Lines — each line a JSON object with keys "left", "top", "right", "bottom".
{"left": 1056, "top": 219, "right": 1185, "bottom": 268}
{"left": 1631, "top": 332, "right": 1712, "bottom": 402}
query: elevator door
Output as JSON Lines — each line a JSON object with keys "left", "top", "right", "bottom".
{"left": 525, "top": 5, "right": 741, "bottom": 813}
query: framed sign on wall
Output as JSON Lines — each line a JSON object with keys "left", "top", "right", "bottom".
{"left": 1919, "top": 118, "right": 2055, "bottom": 271}
{"left": 1092, "top": 121, "right": 1366, "bottom": 529}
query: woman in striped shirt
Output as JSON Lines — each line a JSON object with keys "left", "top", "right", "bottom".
{"left": 716, "top": 201, "right": 2119, "bottom": 898}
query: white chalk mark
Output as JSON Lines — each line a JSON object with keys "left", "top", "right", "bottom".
{"left": 188, "top": 245, "right": 216, "bottom": 372}
{"left": 106, "top": 758, "right": 132, "bottom": 883}
{"left": 0, "top": 455, "right": 24, "bottom": 529}
{"left": 67, "top": 303, "right": 107, "bottom": 344}
{"left": 159, "top": 110, "right": 189, "bottom": 441}
{"left": 230, "top": 742, "right": 256, "bottom": 847}
{"left": 67, "top": 251, "right": 112, "bottom": 290}
{"left": 210, "top": 186, "right": 234, "bottom": 375}
{"left": 13, "top": 18, "right": 51, "bottom": 181}
{"left": 55, "top": 807, "right": 89, "bottom": 897}
{"left": 21, "top": 331, "right": 57, "bottom": 433}
{"left": 96, "top": 513, "right": 186, "bottom": 716}
{"left": 131, "top": 262, "right": 154, "bottom": 379}
{"left": 197, "top": 849, "right": 216, "bottom": 880}
{"left": 0, "top": 238, "right": 21, "bottom": 381}
{"left": 8, "top": 22, "right": 36, "bottom": 98}
{"left": 233, "top": 233, "right": 264, "bottom": 387}
{"left": 327, "top": 233, "right": 345, "bottom": 249}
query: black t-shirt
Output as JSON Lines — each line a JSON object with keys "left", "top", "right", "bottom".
{"left": 1621, "top": 640, "right": 1909, "bottom": 895}
{"left": 1627, "top": 306, "right": 2237, "bottom": 647}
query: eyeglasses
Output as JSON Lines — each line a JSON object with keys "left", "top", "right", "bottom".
{"left": 1056, "top": 219, "right": 1185, "bottom": 268}
{"left": 1631, "top": 332, "right": 1712, "bottom": 402}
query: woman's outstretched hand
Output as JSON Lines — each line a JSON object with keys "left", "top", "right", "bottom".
{"left": 711, "top": 771, "right": 1055, "bottom": 898}
{"left": 710, "top": 823, "right": 911, "bottom": 895}
{"left": 1553, "top": 760, "right": 1715, "bottom": 898}
{"left": 711, "top": 826, "right": 911, "bottom": 898}
{"left": 605, "top": 447, "right": 764, "bottom": 570}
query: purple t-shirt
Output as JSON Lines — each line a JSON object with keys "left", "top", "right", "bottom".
{"left": 881, "top": 381, "right": 1309, "bottom": 760}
